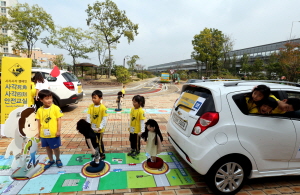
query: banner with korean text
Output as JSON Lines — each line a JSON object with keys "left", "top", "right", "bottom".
{"left": 0, "top": 57, "right": 31, "bottom": 129}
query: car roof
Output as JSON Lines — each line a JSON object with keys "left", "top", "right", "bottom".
{"left": 32, "top": 68, "right": 68, "bottom": 73}
{"left": 184, "top": 80, "right": 300, "bottom": 95}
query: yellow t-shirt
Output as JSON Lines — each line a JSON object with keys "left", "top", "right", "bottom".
{"left": 30, "top": 82, "right": 36, "bottom": 106}
{"left": 35, "top": 104, "right": 64, "bottom": 138}
{"left": 248, "top": 95, "right": 282, "bottom": 114}
{"left": 121, "top": 89, "right": 125, "bottom": 95}
{"left": 129, "top": 107, "right": 146, "bottom": 133}
{"left": 87, "top": 104, "right": 108, "bottom": 133}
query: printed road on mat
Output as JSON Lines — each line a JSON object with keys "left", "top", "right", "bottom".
{"left": 0, "top": 152, "right": 194, "bottom": 194}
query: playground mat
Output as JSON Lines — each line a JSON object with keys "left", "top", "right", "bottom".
{"left": 0, "top": 152, "right": 194, "bottom": 194}
{"left": 83, "top": 108, "right": 172, "bottom": 114}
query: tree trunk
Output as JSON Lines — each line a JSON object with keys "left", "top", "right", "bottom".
{"left": 73, "top": 57, "right": 76, "bottom": 75}
{"left": 108, "top": 44, "right": 111, "bottom": 78}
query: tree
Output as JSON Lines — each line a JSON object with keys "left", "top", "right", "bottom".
{"left": 115, "top": 66, "right": 131, "bottom": 83}
{"left": 265, "top": 53, "right": 282, "bottom": 80}
{"left": 127, "top": 55, "right": 140, "bottom": 75}
{"left": 248, "top": 58, "right": 264, "bottom": 79}
{"left": 222, "top": 34, "right": 234, "bottom": 69}
{"left": 90, "top": 28, "right": 116, "bottom": 67}
{"left": 86, "top": 0, "right": 139, "bottom": 78}
{"left": 52, "top": 54, "right": 66, "bottom": 69}
{"left": 230, "top": 53, "right": 237, "bottom": 75}
{"left": 240, "top": 53, "right": 249, "bottom": 77}
{"left": 275, "top": 42, "right": 300, "bottom": 82}
{"left": 3, "top": 3, "right": 55, "bottom": 58}
{"left": 191, "top": 28, "right": 225, "bottom": 76}
{"left": 42, "top": 26, "right": 94, "bottom": 74}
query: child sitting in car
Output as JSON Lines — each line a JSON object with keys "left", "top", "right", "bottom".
{"left": 249, "top": 97, "right": 278, "bottom": 115}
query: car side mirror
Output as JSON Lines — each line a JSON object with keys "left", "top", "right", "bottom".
{"left": 47, "top": 77, "right": 57, "bottom": 82}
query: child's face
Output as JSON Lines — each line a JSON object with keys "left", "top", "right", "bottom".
{"left": 147, "top": 125, "right": 155, "bottom": 132}
{"left": 278, "top": 99, "right": 294, "bottom": 112}
{"left": 132, "top": 99, "right": 140, "bottom": 109}
{"left": 23, "top": 112, "right": 38, "bottom": 137}
{"left": 252, "top": 90, "right": 264, "bottom": 102}
{"left": 259, "top": 105, "right": 273, "bottom": 114}
{"left": 40, "top": 96, "right": 53, "bottom": 108}
{"left": 92, "top": 95, "right": 102, "bottom": 105}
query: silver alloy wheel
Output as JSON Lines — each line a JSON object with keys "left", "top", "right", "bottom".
{"left": 215, "top": 162, "right": 244, "bottom": 193}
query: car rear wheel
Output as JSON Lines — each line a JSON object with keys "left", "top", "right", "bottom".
{"left": 205, "top": 158, "right": 249, "bottom": 195}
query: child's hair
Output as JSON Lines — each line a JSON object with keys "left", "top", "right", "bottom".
{"left": 34, "top": 72, "right": 44, "bottom": 83}
{"left": 38, "top": 89, "right": 52, "bottom": 100}
{"left": 250, "top": 85, "right": 270, "bottom": 102}
{"left": 123, "top": 85, "right": 126, "bottom": 88}
{"left": 261, "top": 97, "right": 278, "bottom": 110}
{"left": 287, "top": 98, "right": 300, "bottom": 111}
{"left": 132, "top": 95, "right": 145, "bottom": 107}
{"left": 18, "top": 107, "right": 36, "bottom": 137}
{"left": 76, "top": 119, "right": 94, "bottom": 137}
{"left": 92, "top": 90, "right": 103, "bottom": 98}
{"left": 141, "top": 119, "right": 163, "bottom": 145}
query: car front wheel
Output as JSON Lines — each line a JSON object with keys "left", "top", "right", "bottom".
{"left": 205, "top": 158, "right": 249, "bottom": 195}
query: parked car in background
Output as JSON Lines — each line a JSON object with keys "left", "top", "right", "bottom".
{"left": 167, "top": 80, "right": 300, "bottom": 194}
{"left": 31, "top": 68, "right": 83, "bottom": 107}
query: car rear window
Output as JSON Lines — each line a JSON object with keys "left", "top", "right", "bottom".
{"left": 62, "top": 72, "right": 79, "bottom": 82}
{"left": 181, "top": 85, "right": 216, "bottom": 116}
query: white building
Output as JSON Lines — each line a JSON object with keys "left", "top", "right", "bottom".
{"left": 1, "top": 0, "right": 18, "bottom": 56}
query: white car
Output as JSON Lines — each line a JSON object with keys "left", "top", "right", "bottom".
{"left": 167, "top": 80, "right": 300, "bottom": 194}
{"left": 32, "top": 68, "right": 83, "bottom": 107}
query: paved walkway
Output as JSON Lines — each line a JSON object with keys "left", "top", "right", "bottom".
{"left": 1, "top": 80, "right": 300, "bottom": 194}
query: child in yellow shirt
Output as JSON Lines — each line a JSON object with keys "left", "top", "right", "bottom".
{"left": 35, "top": 89, "right": 64, "bottom": 170}
{"left": 87, "top": 90, "right": 107, "bottom": 160}
{"left": 128, "top": 95, "right": 146, "bottom": 157}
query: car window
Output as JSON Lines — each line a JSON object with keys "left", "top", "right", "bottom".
{"left": 31, "top": 71, "right": 50, "bottom": 79}
{"left": 181, "top": 85, "right": 215, "bottom": 116}
{"left": 62, "top": 72, "right": 79, "bottom": 82}
{"left": 232, "top": 90, "right": 282, "bottom": 115}
{"left": 282, "top": 91, "right": 300, "bottom": 119}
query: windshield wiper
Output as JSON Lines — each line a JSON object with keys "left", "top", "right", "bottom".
{"left": 175, "top": 104, "right": 195, "bottom": 111}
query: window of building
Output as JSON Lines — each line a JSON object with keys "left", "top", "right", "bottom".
{"left": 1, "top": 1, "right": 6, "bottom": 7}
{"left": 2, "top": 28, "right": 7, "bottom": 33}
{"left": 1, "top": 7, "right": 6, "bottom": 13}
{"left": 4, "top": 41, "right": 8, "bottom": 46}
{"left": 3, "top": 47, "right": 8, "bottom": 53}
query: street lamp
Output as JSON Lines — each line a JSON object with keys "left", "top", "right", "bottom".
{"left": 123, "top": 55, "right": 130, "bottom": 67}
{"left": 289, "top": 21, "right": 300, "bottom": 42}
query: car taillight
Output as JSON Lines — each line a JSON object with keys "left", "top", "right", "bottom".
{"left": 192, "top": 112, "right": 219, "bottom": 135}
{"left": 63, "top": 82, "right": 74, "bottom": 90}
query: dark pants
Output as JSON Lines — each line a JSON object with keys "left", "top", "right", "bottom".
{"left": 129, "top": 133, "right": 140, "bottom": 151}
{"left": 96, "top": 133, "right": 105, "bottom": 156}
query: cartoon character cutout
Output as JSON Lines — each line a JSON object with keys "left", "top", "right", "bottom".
{"left": 18, "top": 107, "right": 39, "bottom": 170}
{"left": 4, "top": 106, "right": 39, "bottom": 169}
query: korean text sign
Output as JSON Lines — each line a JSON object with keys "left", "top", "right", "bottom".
{"left": 1, "top": 57, "right": 31, "bottom": 124}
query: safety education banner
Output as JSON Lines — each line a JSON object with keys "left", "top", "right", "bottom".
{"left": 0, "top": 57, "right": 31, "bottom": 126}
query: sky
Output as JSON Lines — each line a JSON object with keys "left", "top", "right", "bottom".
{"left": 18, "top": 0, "right": 300, "bottom": 68}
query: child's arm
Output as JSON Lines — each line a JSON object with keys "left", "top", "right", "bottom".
{"left": 138, "top": 120, "right": 145, "bottom": 135}
{"left": 86, "top": 114, "right": 91, "bottom": 123}
{"left": 99, "top": 116, "right": 107, "bottom": 130}
{"left": 56, "top": 117, "right": 61, "bottom": 137}
{"left": 86, "top": 138, "right": 96, "bottom": 155}
{"left": 157, "top": 136, "right": 163, "bottom": 154}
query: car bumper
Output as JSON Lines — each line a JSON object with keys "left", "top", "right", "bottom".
{"left": 167, "top": 123, "right": 220, "bottom": 175}
{"left": 60, "top": 92, "right": 83, "bottom": 107}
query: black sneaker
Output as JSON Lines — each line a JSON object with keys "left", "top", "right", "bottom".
{"left": 127, "top": 150, "right": 135, "bottom": 156}
{"left": 100, "top": 154, "right": 106, "bottom": 160}
{"left": 136, "top": 150, "right": 140, "bottom": 155}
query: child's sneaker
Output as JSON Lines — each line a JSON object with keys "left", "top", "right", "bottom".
{"left": 131, "top": 150, "right": 140, "bottom": 157}
{"left": 127, "top": 149, "right": 135, "bottom": 156}
{"left": 100, "top": 154, "right": 106, "bottom": 160}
